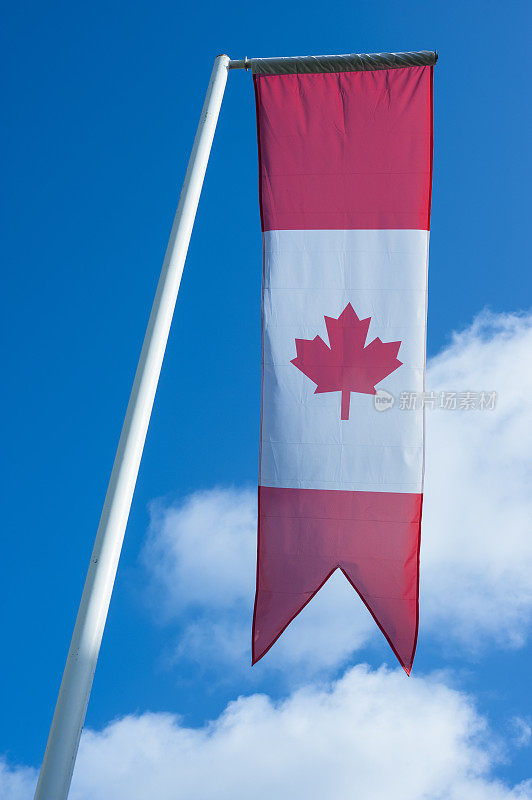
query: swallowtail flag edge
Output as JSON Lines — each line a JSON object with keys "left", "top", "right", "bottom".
{"left": 252, "top": 55, "right": 435, "bottom": 674}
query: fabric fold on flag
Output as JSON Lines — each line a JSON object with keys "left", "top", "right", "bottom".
{"left": 253, "top": 64, "right": 433, "bottom": 674}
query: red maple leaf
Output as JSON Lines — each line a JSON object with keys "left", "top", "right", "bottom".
{"left": 291, "top": 303, "right": 403, "bottom": 420}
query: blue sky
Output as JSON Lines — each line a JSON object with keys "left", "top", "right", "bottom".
{"left": 2, "top": 1, "right": 532, "bottom": 797}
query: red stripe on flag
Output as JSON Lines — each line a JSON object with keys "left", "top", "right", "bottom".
{"left": 254, "top": 66, "right": 433, "bottom": 232}
{"left": 253, "top": 486, "right": 422, "bottom": 674}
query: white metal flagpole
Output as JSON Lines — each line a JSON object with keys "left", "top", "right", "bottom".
{"left": 34, "top": 53, "right": 230, "bottom": 800}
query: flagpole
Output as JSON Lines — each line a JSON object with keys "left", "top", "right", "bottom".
{"left": 34, "top": 48, "right": 437, "bottom": 800}
{"left": 34, "top": 53, "right": 230, "bottom": 800}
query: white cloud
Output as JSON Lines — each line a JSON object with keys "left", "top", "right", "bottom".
{"left": 143, "top": 488, "right": 257, "bottom": 617}
{"left": 4, "top": 312, "right": 532, "bottom": 800}
{"left": 4, "top": 667, "right": 530, "bottom": 800}
{"left": 509, "top": 717, "right": 532, "bottom": 749}
{"left": 142, "top": 310, "right": 532, "bottom": 671}
{"left": 0, "top": 759, "right": 36, "bottom": 800}
{"left": 422, "top": 311, "right": 532, "bottom": 648}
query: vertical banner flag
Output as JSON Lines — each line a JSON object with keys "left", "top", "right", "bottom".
{"left": 252, "top": 55, "right": 434, "bottom": 673}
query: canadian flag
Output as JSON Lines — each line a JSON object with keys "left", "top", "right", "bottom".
{"left": 252, "top": 63, "right": 433, "bottom": 673}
